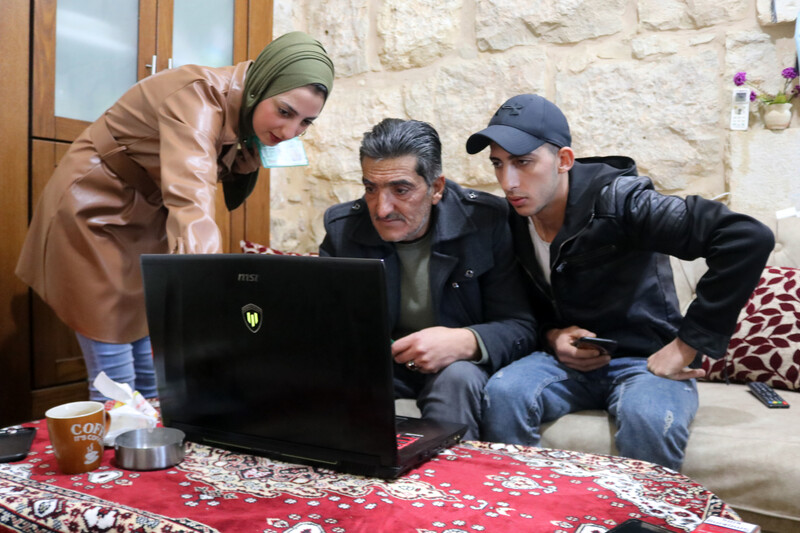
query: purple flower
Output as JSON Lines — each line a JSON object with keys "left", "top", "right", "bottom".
{"left": 750, "top": 90, "right": 757, "bottom": 101}
{"left": 733, "top": 72, "right": 747, "bottom": 86}
{"left": 793, "top": 85, "right": 800, "bottom": 95}
{"left": 781, "top": 67, "right": 798, "bottom": 80}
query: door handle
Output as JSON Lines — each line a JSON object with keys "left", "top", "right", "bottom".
{"left": 144, "top": 54, "right": 157, "bottom": 75}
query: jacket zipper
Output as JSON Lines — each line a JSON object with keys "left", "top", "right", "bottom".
{"left": 552, "top": 212, "right": 595, "bottom": 274}
{"left": 548, "top": 212, "right": 596, "bottom": 321}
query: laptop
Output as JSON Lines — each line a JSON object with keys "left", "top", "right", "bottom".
{"left": 141, "top": 253, "right": 467, "bottom": 478}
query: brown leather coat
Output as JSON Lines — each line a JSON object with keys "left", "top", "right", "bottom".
{"left": 16, "top": 61, "right": 260, "bottom": 343}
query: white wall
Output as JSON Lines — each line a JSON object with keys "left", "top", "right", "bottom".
{"left": 268, "top": 0, "right": 799, "bottom": 263}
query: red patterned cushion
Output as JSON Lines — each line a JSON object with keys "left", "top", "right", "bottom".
{"left": 701, "top": 266, "right": 800, "bottom": 391}
{"left": 240, "top": 239, "right": 317, "bottom": 256}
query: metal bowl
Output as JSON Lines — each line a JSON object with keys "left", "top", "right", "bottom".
{"left": 114, "top": 427, "right": 185, "bottom": 470}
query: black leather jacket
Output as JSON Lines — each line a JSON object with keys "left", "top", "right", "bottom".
{"left": 321, "top": 179, "right": 537, "bottom": 373}
{"left": 511, "top": 156, "right": 774, "bottom": 360}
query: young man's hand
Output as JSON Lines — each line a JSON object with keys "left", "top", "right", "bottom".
{"left": 647, "top": 338, "right": 706, "bottom": 381}
{"left": 546, "top": 326, "right": 611, "bottom": 372}
{"left": 392, "top": 327, "right": 479, "bottom": 373}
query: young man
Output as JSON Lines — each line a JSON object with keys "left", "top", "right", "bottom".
{"left": 320, "top": 118, "right": 536, "bottom": 439}
{"left": 466, "top": 94, "right": 774, "bottom": 469}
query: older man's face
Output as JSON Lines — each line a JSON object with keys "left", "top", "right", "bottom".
{"left": 361, "top": 155, "right": 444, "bottom": 243}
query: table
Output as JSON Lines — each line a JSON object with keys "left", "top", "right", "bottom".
{"left": 1, "top": 419, "right": 738, "bottom": 532}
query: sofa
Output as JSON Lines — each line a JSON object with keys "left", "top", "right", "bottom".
{"left": 404, "top": 261, "right": 800, "bottom": 532}
{"left": 534, "top": 261, "right": 800, "bottom": 533}
{"left": 241, "top": 240, "right": 800, "bottom": 532}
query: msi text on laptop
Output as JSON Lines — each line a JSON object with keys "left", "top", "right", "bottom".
{"left": 141, "top": 253, "right": 466, "bottom": 478}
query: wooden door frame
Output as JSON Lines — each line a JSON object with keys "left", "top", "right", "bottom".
{"left": 32, "top": 0, "right": 159, "bottom": 143}
{"left": 0, "top": 0, "right": 33, "bottom": 426}
{"left": 30, "top": 0, "right": 272, "bottom": 251}
{"left": 0, "top": 0, "right": 273, "bottom": 425}
{"left": 239, "top": 0, "right": 273, "bottom": 251}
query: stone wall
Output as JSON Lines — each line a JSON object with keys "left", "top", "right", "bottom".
{"left": 269, "top": 0, "right": 799, "bottom": 258}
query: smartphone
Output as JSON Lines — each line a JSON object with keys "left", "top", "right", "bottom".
{"left": 607, "top": 519, "right": 673, "bottom": 533}
{"left": 572, "top": 336, "right": 618, "bottom": 354}
{"left": 0, "top": 427, "right": 37, "bottom": 463}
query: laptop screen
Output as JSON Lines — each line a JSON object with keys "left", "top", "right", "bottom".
{"left": 141, "top": 254, "right": 400, "bottom": 468}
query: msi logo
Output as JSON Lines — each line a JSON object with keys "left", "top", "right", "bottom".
{"left": 241, "top": 303, "right": 263, "bottom": 333}
{"left": 237, "top": 273, "right": 258, "bottom": 282}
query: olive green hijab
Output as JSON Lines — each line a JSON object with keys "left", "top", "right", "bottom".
{"left": 239, "top": 31, "right": 335, "bottom": 141}
{"left": 225, "top": 31, "right": 334, "bottom": 210}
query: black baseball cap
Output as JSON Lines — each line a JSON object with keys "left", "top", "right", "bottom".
{"left": 466, "top": 94, "right": 571, "bottom": 156}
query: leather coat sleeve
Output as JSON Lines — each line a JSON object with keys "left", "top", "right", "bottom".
{"left": 320, "top": 197, "right": 538, "bottom": 372}
{"left": 611, "top": 178, "right": 774, "bottom": 358}
{"left": 158, "top": 81, "right": 227, "bottom": 254}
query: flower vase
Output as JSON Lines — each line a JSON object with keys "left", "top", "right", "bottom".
{"left": 762, "top": 103, "right": 793, "bottom": 130}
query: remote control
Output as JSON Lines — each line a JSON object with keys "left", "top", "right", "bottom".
{"left": 747, "top": 382, "right": 789, "bottom": 408}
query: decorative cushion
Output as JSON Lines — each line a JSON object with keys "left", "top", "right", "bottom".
{"left": 239, "top": 240, "right": 317, "bottom": 256}
{"left": 701, "top": 266, "right": 800, "bottom": 391}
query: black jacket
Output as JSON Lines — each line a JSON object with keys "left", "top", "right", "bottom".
{"left": 511, "top": 156, "right": 774, "bottom": 360}
{"left": 321, "top": 179, "right": 537, "bottom": 373}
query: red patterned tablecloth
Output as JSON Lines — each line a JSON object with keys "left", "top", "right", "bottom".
{"left": 0, "top": 419, "right": 737, "bottom": 533}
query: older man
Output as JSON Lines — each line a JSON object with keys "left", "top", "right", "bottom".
{"left": 320, "top": 118, "right": 536, "bottom": 439}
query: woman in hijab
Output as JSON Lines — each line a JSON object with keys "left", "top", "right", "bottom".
{"left": 16, "top": 31, "right": 335, "bottom": 401}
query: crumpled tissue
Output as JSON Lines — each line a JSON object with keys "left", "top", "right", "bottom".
{"left": 93, "top": 372, "right": 159, "bottom": 446}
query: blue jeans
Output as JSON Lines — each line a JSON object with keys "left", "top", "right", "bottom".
{"left": 76, "top": 333, "right": 158, "bottom": 401}
{"left": 481, "top": 353, "right": 698, "bottom": 470}
{"left": 394, "top": 360, "right": 488, "bottom": 440}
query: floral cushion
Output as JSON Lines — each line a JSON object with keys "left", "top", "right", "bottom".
{"left": 240, "top": 240, "right": 317, "bottom": 256}
{"left": 701, "top": 266, "right": 800, "bottom": 391}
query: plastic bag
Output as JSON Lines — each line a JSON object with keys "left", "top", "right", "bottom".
{"left": 93, "top": 372, "right": 159, "bottom": 446}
